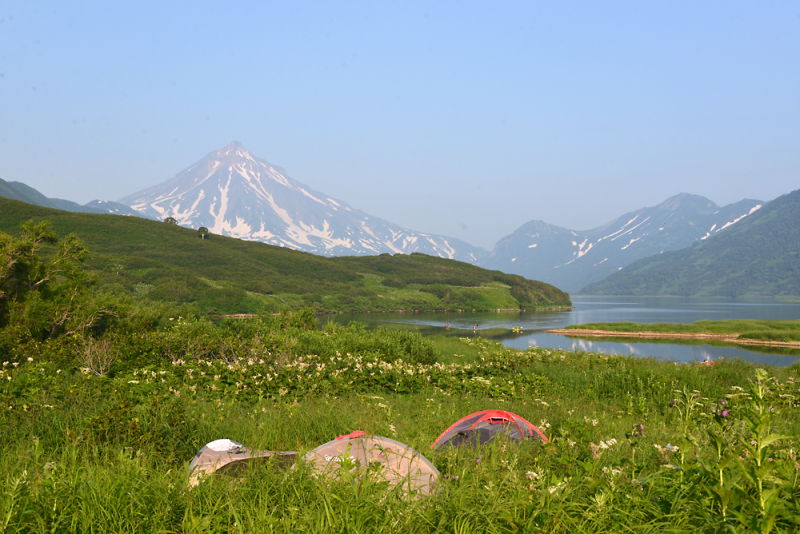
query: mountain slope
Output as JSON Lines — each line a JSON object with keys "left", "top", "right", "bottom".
{"left": 0, "top": 178, "right": 153, "bottom": 218}
{"left": 481, "top": 193, "right": 764, "bottom": 292}
{"left": 580, "top": 189, "right": 800, "bottom": 298}
{"left": 0, "top": 196, "right": 570, "bottom": 314}
{"left": 0, "top": 178, "right": 42, "bottom": 205}
{"left": 119, "top": 141, "right": 487, "bottom": 263}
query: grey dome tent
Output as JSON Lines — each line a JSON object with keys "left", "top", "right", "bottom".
{"left": 303, "top": 431, "right": 440, "bottom": 496}
{"left": 188, "top": 439, "right": 297, "bottom": 487}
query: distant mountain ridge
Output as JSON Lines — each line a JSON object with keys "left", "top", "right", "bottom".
{"left": 118, "top": 142, "right": 487, "bottom": 263}
{"left": 581, "top": 188, "right": 800, "bottom": 298}
{"left": 480, "top": 193, "right": 764, "bottom": 292}
{"left": 0, "top": 177, "right": 148, "bottom": 218}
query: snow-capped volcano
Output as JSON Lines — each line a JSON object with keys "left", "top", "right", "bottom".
{"left": 119, "top": 142, "right": 487, "bottom": 262}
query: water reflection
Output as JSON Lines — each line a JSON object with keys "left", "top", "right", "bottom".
{"left": 322, "top": 296, "right": 800, "bottom": 367}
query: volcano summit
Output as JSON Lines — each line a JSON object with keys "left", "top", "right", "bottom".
{"left": 119, "top": 142, "right": 486, "bottom": 262}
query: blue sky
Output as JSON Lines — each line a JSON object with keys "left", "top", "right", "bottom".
{"left": 1, "top": 1, "right": 798, "bottom": 249}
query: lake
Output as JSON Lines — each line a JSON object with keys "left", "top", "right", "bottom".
{"left": 321, "top": 296, "right": 800, "bottom": 367}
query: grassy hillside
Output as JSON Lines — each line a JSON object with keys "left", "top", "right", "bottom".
{"left": 580, "top": 189, "right": 800, "bottom": 298}
{"left": 0, "top": 197, "right": 571, "bottom": 314}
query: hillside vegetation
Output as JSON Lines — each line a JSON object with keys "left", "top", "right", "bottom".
{"left": 581, "top": 189, "right": 800, "bottom": 298}
{"left": 0, "top": 197, "right": 570, "bottom": 315}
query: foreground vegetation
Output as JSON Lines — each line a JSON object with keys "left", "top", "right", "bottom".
{"left": 0, "top": 199, "right": 570, "bottom": 315}
{"left": 4, "top": 305, "right": 800, "bottom": 532}
{"left": 566, "top": 320, "right": 800, "bottom": 343}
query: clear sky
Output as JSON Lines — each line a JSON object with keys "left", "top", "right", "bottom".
{"left": 1, "top": 1, "right": 798, "bottom": 250}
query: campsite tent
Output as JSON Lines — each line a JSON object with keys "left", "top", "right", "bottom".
{"left": 303, "top": 431, "right": 440, "bottom": 496}
{"left": 430, "top": 410, "right": 548, "bottom": 450}
{"left": 188, "top": 439, "right": 297, "bottom": 487}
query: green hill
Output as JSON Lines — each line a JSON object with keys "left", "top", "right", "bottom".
{"left": 581, "top": 188, "right": 800, "bottom": 298}
{"left": 0, "top": 197, "right": 571, "bottom": 314}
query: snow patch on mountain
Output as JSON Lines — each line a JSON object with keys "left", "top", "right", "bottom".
{"left": 118, "top": 142, "right": 487, "bottom": 263}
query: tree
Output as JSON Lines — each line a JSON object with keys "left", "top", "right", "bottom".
{"left": 197, "top": 226, "right": 210, "bottom": 239}
{"left": 164, "top": 216, "right": 178, "bottom": 225}
{"left": 0, "top": 220, "right": 116, "bottom": 341}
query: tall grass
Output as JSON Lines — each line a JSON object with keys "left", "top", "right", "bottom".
{"left": 4, "top": 328, "right": 800, "bottom": 532}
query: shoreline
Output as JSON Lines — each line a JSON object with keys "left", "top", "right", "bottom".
{"left": 218, "top": 306, "right": 574, "bottom": 319}
{"left": 546, "top": 328, "right": 800, "bottom": 349}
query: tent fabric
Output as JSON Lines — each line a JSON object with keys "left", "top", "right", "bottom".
{"left": 188, "top": 439, "right": 297, "bottom": 487}
{"left": 303, "top": 434, "right": 439, "bottom": 496}
{"left": 430, "top": 410, "right": 548, "bottom": 450}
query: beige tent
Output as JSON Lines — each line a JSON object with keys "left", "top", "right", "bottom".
{"left": 188, "top": 439, "right": 297, "bottom": 487}
{"left": 302, "top": 431, "right": 439, "bottom": 496}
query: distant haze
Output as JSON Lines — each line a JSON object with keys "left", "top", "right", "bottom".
{"left": 0, "top": 2, "right": 798, "bottom": 250}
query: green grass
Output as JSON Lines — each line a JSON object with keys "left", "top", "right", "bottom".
{"left": 5, "top": 316, "right": 800, "bottom": 532}
{"left": 565, "top": 319, "right": 800, "bottom": 342}
{"left": 0, "top": 197, "right": 571, "bottom": 315}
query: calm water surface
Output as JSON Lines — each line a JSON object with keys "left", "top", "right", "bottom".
{"left": 322, "top": 296, "right": 800, "bottom": 367}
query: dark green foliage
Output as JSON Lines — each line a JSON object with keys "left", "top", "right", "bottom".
{"left": 582, "top": 189, "right": 800, "bottom": 297}
{"left": 0, "top": 220, "right": 120, "bottom": 351}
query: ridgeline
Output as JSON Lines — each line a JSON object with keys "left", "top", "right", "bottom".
{"left": 580, "top": 188, "right": 800, "bottom": 298}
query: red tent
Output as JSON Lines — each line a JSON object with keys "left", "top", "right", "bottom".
{"left": 430, "top": 410, "right": 548, "bottom": 450}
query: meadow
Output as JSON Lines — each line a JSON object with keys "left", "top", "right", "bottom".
{"left": 4, "top": 311, "right": 800, "bottom": 533}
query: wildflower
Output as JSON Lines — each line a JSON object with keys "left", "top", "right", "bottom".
{"left": 27, "top": 357, "right": 33, "bottom": 362}
{"left": 526, "top": 470, "right": 540, "bottom": 480}
{"left": 720, "top": 409, "right": 730, "bottom": 417}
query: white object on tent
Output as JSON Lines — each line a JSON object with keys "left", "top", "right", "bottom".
{"left": 188, "top": 439, "right": 297, "bottom": 487}
{"left": 303, "top": 431, "right": 439, "bottom": 496}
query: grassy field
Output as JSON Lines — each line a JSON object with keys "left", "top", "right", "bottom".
{"left": 4, "top": 315, "right": 800, "bottom": 532}
{"left": 565, "top": 320, "right": 800, "bottom": 343}
{"left": 0, "top": 197, "right": 571, "bottom": 315}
